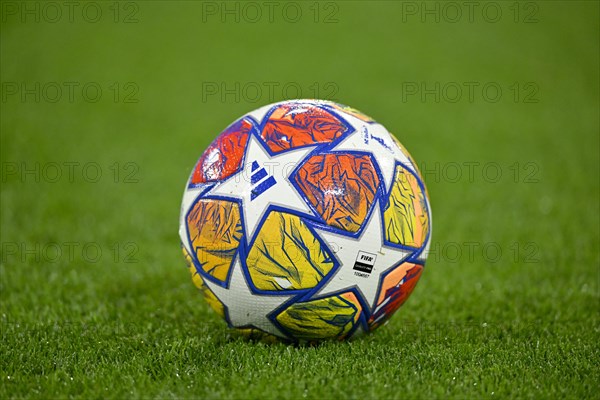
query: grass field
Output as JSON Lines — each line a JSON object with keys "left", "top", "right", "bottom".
{"left": 1, "top": 1, "right": 599, "bottom": 398}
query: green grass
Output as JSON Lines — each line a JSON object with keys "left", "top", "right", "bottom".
{"left": 1, "top": 1, "right": 599, "bottom": 398}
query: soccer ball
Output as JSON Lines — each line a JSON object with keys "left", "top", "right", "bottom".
{"left": 179, "top": 99, "right": 431, "bottom": 342}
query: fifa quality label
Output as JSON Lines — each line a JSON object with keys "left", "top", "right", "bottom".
{"left": 353, "top": 250, "right": 377, "bottom": 277}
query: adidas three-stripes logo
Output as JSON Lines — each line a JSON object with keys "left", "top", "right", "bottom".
{"left": 250, "top": 161, "right": 277, "bottom": 201}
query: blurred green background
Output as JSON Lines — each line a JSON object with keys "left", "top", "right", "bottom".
{"left": 1, "top": 1, "right": 598, "bottom": 398}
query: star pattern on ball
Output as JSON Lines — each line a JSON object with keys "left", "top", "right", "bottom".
{"left": 330, "top": 122, "right": 415, "bottom": 193}
{"left": 312, "top": 203, "right": 412, "bottom": 310}
{"left": 202, "top": 256, "right": 293, "bottom": 338}
{"left": 204, "top": 134, "right": 318, "bottom": 244}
